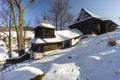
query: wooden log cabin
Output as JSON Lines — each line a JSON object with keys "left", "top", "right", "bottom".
{"left": 29, "top": 17, "right": 82, "bottom": 59}
{"left": 69, "top": 8, "right": 118, "bottom": 35}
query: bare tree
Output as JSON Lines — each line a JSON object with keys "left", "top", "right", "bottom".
{"left": 45, "top": 0, "right": 74, "bottom": 30}
{"left": 24, "top": 20, "right": 31, "bottom": 41}
{"left": 1, "top": 0, "right": 35, "bottom": 56}
{"left": 34, "top": 16, "right": 41, "bottom": 26}
{"left": 0, "top": 6, "right": 13, "bottom": 58}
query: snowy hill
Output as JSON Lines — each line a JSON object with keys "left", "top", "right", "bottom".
{"left": 1, "top": 28, "right": 120, "bottom": 80}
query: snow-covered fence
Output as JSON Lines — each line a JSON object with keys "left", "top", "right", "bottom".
{"left": 6, "top": 52, "right": 30, "bottom": 64}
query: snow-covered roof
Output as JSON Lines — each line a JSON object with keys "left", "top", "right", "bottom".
{"left": 39, "top": 22, "right": 55, "bottom": 29}
{"left": 29, "top": 29, "right": 82, "bottom": 44}
{"left": 101, "top": 18, "right": 109, "bottom": 21}
{"left": 73, "top": 8, "right": 118, "bottom": 27}
{"left": 56, "top": 29, "right": 82, "bottom": 40}
{"left": 38, "top": 18, "right": 55, "bottom": 29}
{"left": 29, "top": 38, "right": 61, "bottom": 44}
{"left": 82, "top": 8, "right": 101, "bottom": 18}
{"left": 76, "top": 8, "right": 103, "bottom": 23}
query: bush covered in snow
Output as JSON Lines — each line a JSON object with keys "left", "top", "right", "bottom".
{"left": 30, "top": 74, "right": 45, "bottom": 80}
{"left": 108, "top": 40, "right": 116, "bottom": 46}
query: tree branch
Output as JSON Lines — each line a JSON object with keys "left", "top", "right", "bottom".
{"left": 23, "top": 0, "right": 34, "bottom": 12}
{"left": 14, "top": 0, "right": 19, "bottom": 8}
{"left": 8, "top": 0, "right": 18, "bottom": 28}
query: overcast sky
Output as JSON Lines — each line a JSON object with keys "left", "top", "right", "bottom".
{"left": 24, "top": 0, "right": 120, "bottom": 26}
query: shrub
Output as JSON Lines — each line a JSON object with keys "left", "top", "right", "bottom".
{"left": 108, "top": 40, "right": 116, "bottom": 46}
{"left": 30, "top": 74, "right": 45, "bottom": 80}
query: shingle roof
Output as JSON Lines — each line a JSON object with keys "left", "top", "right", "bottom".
{"left": 76, "top": 8, "right": 103, "bottom": 22}
{"left": 29, "top": 29, "right": 82, "bottom": 44}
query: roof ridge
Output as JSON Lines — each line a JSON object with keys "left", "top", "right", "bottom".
{"left": 81, "top": 8, "right": 101, "bottom": 18}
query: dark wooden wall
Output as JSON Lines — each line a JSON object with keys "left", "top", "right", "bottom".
{"left": 34, "top": 26, "right": 55, "bottom": 38}
{"left": 69, "top": 18, "right": 103, "bottom": 35}
{"left": 31, "top": 43, "right": 59, "bottom": 53}
{"left": 69, "top": 18, "right": 117, "bottom": 35}
{"left": 104, "top": 20, "right": 117, "bottom": 32}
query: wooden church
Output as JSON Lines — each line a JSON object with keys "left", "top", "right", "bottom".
{"left": 30, "top": 17, "right": 82, "bottom": 59}
{"left": 69, "top": 8, "right": 118, "bottom": 35}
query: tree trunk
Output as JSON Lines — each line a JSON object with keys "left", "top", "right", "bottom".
{"left": 56, "top": 20, "right": 58, "bottom": 30}
{"left": 8, "top": 26, "right": 12, "bottom": 58}
{"left": 17, "top": 1, "right": 25, "bottom": 56}
{"left": 55, "top": 16, "right": 58, "bottom": 30}
{"left": 16, "top": 27, "right": 25, "bottom": 56}
{"left": 17, "top": 10, "right": 25, "bottom": 56}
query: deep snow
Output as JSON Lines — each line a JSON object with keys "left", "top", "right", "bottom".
{"left": 0, "top": 28, "right": 120, "bottom": 80}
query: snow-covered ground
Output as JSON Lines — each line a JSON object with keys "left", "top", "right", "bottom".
{"left": 0, "top": 40, "right": 9, "bottom": 61}
{"left": 0, "top": 31, "right": 34, "bottom": 59}
{"left": 0, "top": 31, "right": 33, "bottom": 71}
{"left": 1, "top": 28, "right": 120, "bottom": 80}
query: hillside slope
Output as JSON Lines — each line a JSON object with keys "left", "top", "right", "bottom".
{"left": 1, "top": 28, "right": 120, "bottom": 80}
